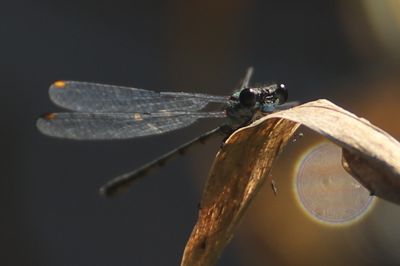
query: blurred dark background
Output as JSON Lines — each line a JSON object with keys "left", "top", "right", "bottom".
{"left": 1, "top": 0, "right": 400, "bottom": 265}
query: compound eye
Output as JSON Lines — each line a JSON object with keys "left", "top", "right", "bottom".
{"left": 275, "top": 84, "right": 288, "bottom": 104}
{"left": 239, "top": 88, "right": 257, "bottom": 107}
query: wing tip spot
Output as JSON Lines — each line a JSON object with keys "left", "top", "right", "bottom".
{"left": 53, "top": 80, "right": 66, "bottom": 89}
{"left": 133, "top": 113, "right": 143, "bottom": 121}
{"left": 41, "top": 113, "right": 57, "bottom": 120}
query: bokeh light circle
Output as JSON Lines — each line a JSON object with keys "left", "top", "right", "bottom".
{"left": 294, "top": 142, "right": 375, "bottom": 226}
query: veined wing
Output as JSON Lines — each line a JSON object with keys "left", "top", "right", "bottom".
{"left": 49, "top": 81, "right": 228, "bottom": 113}
{"left": 240, "top": 67, "right": 254, "bottom": 90}
{"left": 36, "top": 111, "right": 226, "bottom": 140}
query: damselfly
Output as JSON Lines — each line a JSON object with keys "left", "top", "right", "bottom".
{"left": 37, "top": 68, "right": 298, "bottom": 197}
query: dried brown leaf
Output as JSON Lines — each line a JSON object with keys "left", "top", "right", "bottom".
{"left": 181, "top": 99, "right": 400, "bottom": 266}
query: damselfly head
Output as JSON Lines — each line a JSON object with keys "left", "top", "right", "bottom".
{"left": 258, "top": 83, "right": 288, "bottom": 105}
{"left": 239, "top": 88, "right": 258, "bottom": 107}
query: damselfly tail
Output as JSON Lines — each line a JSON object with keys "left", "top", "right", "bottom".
{"left": 99, "top": 126, "right": 230, "bottom": 197}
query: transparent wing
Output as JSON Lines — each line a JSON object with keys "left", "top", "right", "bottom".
{"left": 233, "top": 67, "right": 254, "bottom": 92}
{"left": 36, "top": 111, "right": 226, "bottom": 140}
{"left": 49, "top": 81, "right": 228, "bottom": 113}
{"left": 240, "top": 67, "right": 254, "bottom": 89}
